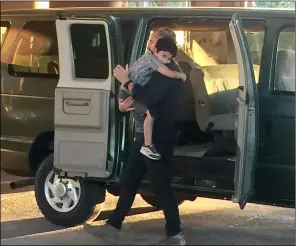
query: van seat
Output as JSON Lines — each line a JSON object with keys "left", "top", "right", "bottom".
{"left": 190, "top": 64, "right": 260, "bottom": 132}
{"left": 202, "top": 64, "right": 260, "bottom": 114}
{"left": 175, "top": 61, "right": 196, "bottom": 122}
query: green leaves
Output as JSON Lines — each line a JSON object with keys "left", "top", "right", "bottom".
{"left": 253, "top": 1, "right": 295, "bottom": 9}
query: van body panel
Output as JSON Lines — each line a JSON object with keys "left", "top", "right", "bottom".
{"left": 54, "top": 19, "right": 113, "bottom": 178}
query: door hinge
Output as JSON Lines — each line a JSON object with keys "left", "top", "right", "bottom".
{"left": 249, "top": 105, "right": 255, "bottom": 112}
{"left": 58, "top": 15, "right": 76, "bottom": 20}
{"left": 118, "top": 150, "right": 125, "bottom": 164}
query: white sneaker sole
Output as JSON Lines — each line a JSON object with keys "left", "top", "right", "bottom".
{"left": 140, "top": 148, "right": 161, "bottom": 160}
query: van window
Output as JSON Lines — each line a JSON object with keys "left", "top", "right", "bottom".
{"left": 1, "top": 21, "right": 10, "bottom": 47}
{"left": 9, "top": 21, "right": 59, "bottom": 77}
{"left": 273, "top": 26, "right": 295, "bottom": 92}
{"left": 70, "top": 24, "right": 109, "bottom": 80}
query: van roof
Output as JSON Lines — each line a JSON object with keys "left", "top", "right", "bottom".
{"left": 1, "top": 7, "right": 294, "bottom": 18}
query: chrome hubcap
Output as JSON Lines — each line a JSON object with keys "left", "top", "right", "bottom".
{"left": 54, "top": 183, "right": 67, "bottom": 197}
{"left": 44, "top": 170, "right": 81, "bottom": 213}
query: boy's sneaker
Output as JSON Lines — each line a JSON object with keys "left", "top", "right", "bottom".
{"left": 83, "top": 223, "right": 120, "bottom": 244}
{"left": 140, "top": 145, "right": 161, "bottom": 160}
{"left": 154, "top": 232, "right": 186, "bottom": 245}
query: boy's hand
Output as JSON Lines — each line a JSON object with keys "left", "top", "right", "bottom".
{"left": 114, "top": 64, "right": 129, "bottom": 84}
{"left": 181, "top": 73, "right": 187, "bottom": 82}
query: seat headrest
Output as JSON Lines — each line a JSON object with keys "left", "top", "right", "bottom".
{"left": 178, "top": 61, "right": 192, "bottom": 73}
{"left": 275, "top": 49, "right": 295, "bottom": 91}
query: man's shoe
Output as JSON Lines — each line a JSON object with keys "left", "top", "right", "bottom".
{"left": 83, "top": 223, "right": 120, "bottom": 244}
{"left": 154, "top": 232, "right": 186, "bottom": 245}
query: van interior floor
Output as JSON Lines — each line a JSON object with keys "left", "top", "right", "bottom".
{"left": 174, "top": 142, "right": 213, "bottom": 158}
{"left": 171, "top": 141, "right": 236, "bottom": 192}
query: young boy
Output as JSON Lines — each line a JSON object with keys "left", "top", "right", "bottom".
{"left": 118, "top": 37, "right": 186, "bottom": 160}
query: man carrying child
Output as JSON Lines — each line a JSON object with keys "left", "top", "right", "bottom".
{"left": 84, "top": 27, "right": 186, "bottom": 245}
{"left": 120, "top": 36, "right": 186, "bottom": 160}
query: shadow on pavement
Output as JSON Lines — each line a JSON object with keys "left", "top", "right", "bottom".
{"left": 96, "top": 206, "right": 159, "bottom": 221}
{"left": 0, "top": 206, "right": 159, "bottom": 240}
{"left": 1, "top": 184, "right": 34, "bottom": 195}
{"left": 1, "top": 200, "right": 294, "bottom": 245}
{"left": 1, "top": 217, "right": 64, "bottom": 240}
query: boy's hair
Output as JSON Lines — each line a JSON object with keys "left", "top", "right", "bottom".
{"left": 155, "top": 37, "right": 178, "bottom": 57}
{"left": 153, "top": 27, "right": 176, "bottom": 41}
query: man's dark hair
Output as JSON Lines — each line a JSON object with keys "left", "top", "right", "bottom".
{"left": 155, "top": 37, "right": 178, "bottom": 57}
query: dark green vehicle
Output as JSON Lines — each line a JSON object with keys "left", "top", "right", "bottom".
{"left": 1, "top": 7, "right": 294, "bottom": 227}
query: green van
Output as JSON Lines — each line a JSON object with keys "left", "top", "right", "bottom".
{"left": 1, "top": 7, "right": 294, "bottom": 227}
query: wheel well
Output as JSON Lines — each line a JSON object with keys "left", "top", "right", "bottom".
{"left": 28, "top": 131, "right": 54, "bottom": 174}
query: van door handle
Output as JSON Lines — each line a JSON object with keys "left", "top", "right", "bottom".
{"left": 65, "top": 101, "right": 89, "bottom": 107}
{"left": 198, "top": 100, "right": 205, "bottom": 106}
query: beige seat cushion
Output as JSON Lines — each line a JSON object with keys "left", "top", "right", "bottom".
{"left": 175, "top": 61, "right": 196, "bottom": 122}
{"left": 190, "top": 64, "right": 260, "bottom": 132}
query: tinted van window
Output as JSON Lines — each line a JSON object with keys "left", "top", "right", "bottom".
{"left": 274, "top": 26, "right": 295, "bottom": 92}
{"left": 70, "top": 24, "right": 109, "bottom": 79}
{"left": 9, "top": 21, "right": 59, "bottom": 77}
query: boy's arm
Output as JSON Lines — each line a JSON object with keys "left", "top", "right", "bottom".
{"left": 157, "top": 65, "right": 186, "bottom": 81}
{"left": 148, "top": 53, "right": 186, "bottom": 81}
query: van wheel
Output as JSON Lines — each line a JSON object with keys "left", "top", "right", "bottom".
{"left": 34, "top": 154, "right": 105, "bottom": 227}
{"left": 141, "top": 194, "right": 184, "bottom": 209}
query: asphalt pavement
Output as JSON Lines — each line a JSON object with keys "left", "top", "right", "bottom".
{"left": 1, "top": 170, "right": 295, "bottom": 245}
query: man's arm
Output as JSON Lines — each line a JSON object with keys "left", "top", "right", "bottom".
{"left": 114, "top": 64, "right": 136, "bottom": 92}
{"left": 114, "top": 64, "right": 135, "bottom": 112}
{"left": 114, "top": 64, "right": 130, "bottom": 84}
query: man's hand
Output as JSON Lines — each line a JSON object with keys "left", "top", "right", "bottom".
{"left": 114, "top": 64, "right": 129, "bottom": 84}
{"left": 118, "top": 96, "right": 135, "bottom": 112}
{"left": 127, "top": 82, "right": 134, "bottom": 92}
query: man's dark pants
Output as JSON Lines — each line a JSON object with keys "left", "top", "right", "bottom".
{"left": 107, "top": 73, "right": 182, "bottom": 236}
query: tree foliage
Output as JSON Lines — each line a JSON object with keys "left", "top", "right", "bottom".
{"left": 127, "top": 1, "right": 295, "bottom": 9}
{"left": 253, "top": 1, "right": 295, "bottom": 9}
{"left": 127, "top": 1, "right": 188, "bottom": 7}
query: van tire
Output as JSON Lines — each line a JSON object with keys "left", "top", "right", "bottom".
{"left": 140, "top": 194, "right": 184, "bottom": 209}
{"left": 34, "top": 154, "right": 105, "bottom": 227}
